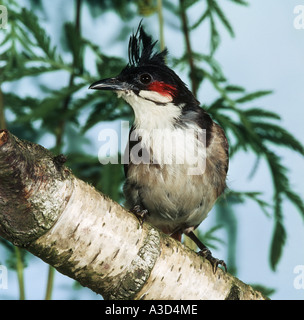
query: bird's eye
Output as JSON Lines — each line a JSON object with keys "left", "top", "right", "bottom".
{"left": 139, "top": 73, "right": 152, "bottom": 84}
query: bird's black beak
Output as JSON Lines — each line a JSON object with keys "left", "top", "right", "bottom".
{"left": 89, "top": 77, "right": 133, "bottom": 91}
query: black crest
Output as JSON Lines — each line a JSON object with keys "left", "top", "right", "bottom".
{"left": 128, "top": 21, "right": 168, "bottom": 67}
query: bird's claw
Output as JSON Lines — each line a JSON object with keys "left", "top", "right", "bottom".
{"left": 198, "top": 248, "right": 227, "bottom": 274}
{"left": 131, "top": 205, "right": 149, "bottom": 226}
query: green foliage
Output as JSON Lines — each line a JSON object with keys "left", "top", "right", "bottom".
{"left": 197, "top": 225, "right": 225, "bottom": 250}
{"left": 250, "top": 284, "right": 276, "bottom": 298}
{"left": 176, "top": 0, "right": 304, "bottom": 274}
{"left": 189, "top": 0, "right": 247, "bottom": 54}
{"left": 0, "top": 0, "right": 303, "bottom": 299}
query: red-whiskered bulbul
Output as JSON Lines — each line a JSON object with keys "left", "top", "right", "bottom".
{"left": 89, "top": 23, "right": 229, "bottom": 272}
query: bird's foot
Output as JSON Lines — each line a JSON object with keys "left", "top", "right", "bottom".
{"left": 131, "top": 205, "right": 149, "bottom": 226}
{"left": 185, "top": 230, "right": 227, "bottom": 274}
{"left": 198, "top": 248, "right": 227, "bottom": 274}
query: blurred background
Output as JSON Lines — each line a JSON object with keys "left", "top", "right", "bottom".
{"left": 0, "top": 0, "right": 303, "bottom": 300}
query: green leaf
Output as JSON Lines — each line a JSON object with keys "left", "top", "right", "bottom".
{"left": 197, "top": 225, "right": 225, "bottom": 250}
{"left": 3, "top": 65, "right": 61, "bottom": 81}
{"left": 284, "top": 190, "right": 304, "bottom": 221}
{"left": 191, "top": 9, "right": 209, "bottom": 30}
{"left": 18, "top": 8, "right": 60, "bottom": 61}
{"left": 225, "top": 85, "right": 246, "bottom": 92}
{"left": 209, "top": 13, "right": 220, "bottom": 54}
{"left": 81, "top": 93, "right": 132, "bottom": 133}
{"left": 244, "top": 108, "right": 281, "bottom": 120}
{"left": 192, "top": 53, "right": 226, "bottom": 81}
{"left": 236, "top": 90, "right": 273, "bottom": 103}
{"left": 254, "top": 122, "right": 304, "bottom": 155}
{"left": 211, "top": 0, "right": 235, "bottom": 37}
{"left": 263, "top": 149, "right": 288, "bottom": 194}
{"left": 182, "top": 0, "right": 200, "bottom": 9}
{"left": 206, "top": 97, "right": 226, "bottom": 112}
{"left": 17, "top": 83, "right": 86, "bottom": 127}
{"left": 64, "top": 22, "right": 84, "bottom": 73}
{"left": 5, "top": 247, "right": 28, "bottom": 270}
{"left": 228, "top": 0, "right": 249, "bottom": 6}
{"left": 270, "top": 218, "right": 286, "bottom": 271}
{"left": 225, "top": 190, "right": 271, "bottom": 217}
{"left": 250, "top": 284, "right": 275, "bottom": 297}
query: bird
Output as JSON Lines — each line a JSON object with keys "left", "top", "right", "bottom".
{"left": 89, "top": 22, "right": 229, "bottom": 273}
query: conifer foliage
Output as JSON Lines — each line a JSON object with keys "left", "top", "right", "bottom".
{"left": 0, "top": 0, "right": 303, "bottom": 298}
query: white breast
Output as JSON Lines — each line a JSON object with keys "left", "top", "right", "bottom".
{"left": 119, "top": 90, "right": 206, "bottom": 172}
{"left": 121, "top": 90, "right": 214, "bottom": 234}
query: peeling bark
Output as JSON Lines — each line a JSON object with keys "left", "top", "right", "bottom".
{"left": 0, "top": 129, "right": 73, "bottom": 245}
{"left": 0, "top": 130, "right": 267, "bottom": 300}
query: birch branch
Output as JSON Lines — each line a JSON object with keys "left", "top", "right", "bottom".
{"left": 0, "top": 129, "right": 266, "bottom": 300}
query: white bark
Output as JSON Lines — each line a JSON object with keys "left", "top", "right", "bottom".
{"left": 0, "top": 130, "right": 266, "bottom": 300}
{"left": 29, "top": 178, "right": 265, "bottom": 300}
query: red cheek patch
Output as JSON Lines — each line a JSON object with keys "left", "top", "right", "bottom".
{"left": 148, "top": 81, "right": 177, "bottom": 98}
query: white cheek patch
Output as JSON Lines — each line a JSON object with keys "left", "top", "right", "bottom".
{"left": 116, "top": 91, "right": 123, "bottom": 98}
{"left": 116, "top": 90, "right": 132, "bottom": 98}
{"left": 139, "top": 90, "right": 173, "bottom": 104}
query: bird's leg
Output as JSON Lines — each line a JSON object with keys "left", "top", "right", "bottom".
{"left": 185, "top": 230, "right": 227, "bottom": 274}
{"left": 131, "top": 205, "right": 149, "bottom": 226}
